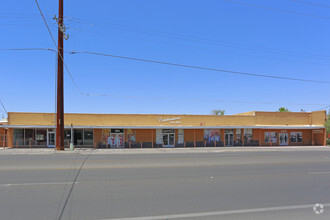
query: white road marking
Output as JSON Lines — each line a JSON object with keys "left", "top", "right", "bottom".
{"left": 0, "top": 182, "right": 78, "bottom": 187}
{"left": 308, "top": 171, "right": 330, "bottom": 174}
{"left": 100, "top": 203, "right": 330, "bottom": 220}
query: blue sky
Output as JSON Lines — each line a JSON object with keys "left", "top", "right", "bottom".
{"left": 1, "top": 0, "right": 329, "bottom": 116}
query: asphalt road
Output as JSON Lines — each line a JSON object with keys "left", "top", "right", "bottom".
{"left": 0, "top": 149, "right": 330, "bottom": 220}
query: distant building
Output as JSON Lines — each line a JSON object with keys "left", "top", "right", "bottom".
{"left": 0, "top": 118, "right": 7, "bottom": 148}
{"left": 1, "top": 111, "right": 327, "bottom": 148}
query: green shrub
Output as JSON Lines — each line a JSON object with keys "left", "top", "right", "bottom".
{"left": 327, "top": 138, "right": 330, "bottom": 146}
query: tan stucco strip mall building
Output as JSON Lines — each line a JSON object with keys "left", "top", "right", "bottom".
{"left": 3, "top": 111, "right": 327, "bottom": 148}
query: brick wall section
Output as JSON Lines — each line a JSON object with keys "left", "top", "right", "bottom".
{"left": 7, "top": 128, "right": 13, "bottom": 148}
{"left": 184, "top": 129, "right": 204, "bottom": 142}
{"left": 93, "top": 129, "right": 102, "bottom": 147}
{"left": 136, "top": 129, "right": 155, "bottom": 142}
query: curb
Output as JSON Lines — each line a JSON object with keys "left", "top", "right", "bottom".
{"left": 0, "top": 146, "right": 329, "bottom": 155}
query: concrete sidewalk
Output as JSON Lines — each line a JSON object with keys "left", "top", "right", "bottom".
{"left": 0, "top": 146, "right": 329, "bottom": 155}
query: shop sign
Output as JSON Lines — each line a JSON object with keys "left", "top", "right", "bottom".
{"left": 158, "top": 117, "right": 181, "bottom": 124}
{"left": 111, "top": 129, "right": 124, "bottom": 133}
{"left": 313, "top": 130, "right": 323, "bottom": 134}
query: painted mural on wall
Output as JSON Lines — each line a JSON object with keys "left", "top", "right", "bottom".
{"left": 102, "top": 129, "right": 125, "bottom": 147}
{"left": 109, "top": 133, "right": 124, "bottom": 146}
{"left": 102, "top": 129, "right": 111, "bottom": 145}
{"left": 204, "top": 129, "right": 220, "bottom": 142}
{"left": 127, "top": 129, "right": 136, "bottom": 142}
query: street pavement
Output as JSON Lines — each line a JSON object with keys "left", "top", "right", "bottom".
{"left": 0, "top": 148, "right": 330, "bottom": 219}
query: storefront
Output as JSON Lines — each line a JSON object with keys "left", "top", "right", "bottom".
{"left": 2, "top": 111, "right": 327, "bottom": 148}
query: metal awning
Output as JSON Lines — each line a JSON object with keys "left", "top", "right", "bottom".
{"left": 0, "top": 125, "right": 325, "bottom": 129}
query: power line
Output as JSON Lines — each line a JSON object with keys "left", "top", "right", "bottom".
{"left": 0, "top": 99, "right": 8, "bottom": 114}
{"left": 31, "top": 3, "right": 330, "bottom": 108}
{"left": 65, "top": 18, "right": 330, "bottom": 60}
{"left": 34, "top": 0, "right": 57, "bottom": 48}
{"left": 1, "top": 48, "right": 328, "bottom": 107}
{"left": 66, "top": 27, "right": 330, "bottom": 63}
{"left": 3, "top": 13, "right": 330, "bottom": 60}
{"left": 69, "top": 50, "right": 330, "bottom": 84}
{"left": 4, "top": 47, "right": 329, "bottom": 84}
{"left": 9, "top": 5, "right": 328, "bottom": 109}
{"left": 314, "top": 105, "right": 330, "bottom": 111}
{"left": 34, "top": 0, "right": 82, "bottom": 95}
{"left": 0, "top": 48, "right": 56, "bottom": 52}
{"left": 222, "top": 0, "right": 330, "bottom": 20}
{"left": 291, "top": 0, "right": 330, "bottom": 8}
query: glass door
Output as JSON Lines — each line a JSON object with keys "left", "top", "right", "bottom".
{"left": 225, "top": 130, "right": 234, "bottom": 146}
{"left": 279, "top": 133, "right": 289, "bottom": 146}
{"left": 47, "top": 131, "right": 55, "bottom": 148}
{"left": 109, "top": 133, "right": 124, "bottom": 148}
{"left": 163, "top": 129, "right": 175, "bottom": 147}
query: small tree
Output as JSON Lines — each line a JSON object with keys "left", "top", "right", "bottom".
{"left": 278, "top": 107, "right": 290, "bottom": 112}
{"left": 211, "top": 109, "right": 225, "bottom": 115}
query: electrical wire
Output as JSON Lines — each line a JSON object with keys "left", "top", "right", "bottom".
{"left": 314, "top": 105, "right": 330, "bottom": 111}
{"left": 0, "top": 48, "right": 327, "bottom": 107}
{"left": 0, "top": 48, "right": 56, "bottom": 52}
{"left": 4, "top": 46, "right": 329, "bottom": 84}
{"left": 222, "top": 0, "right": 330, "bottom": 20}
{"left": 291, "top": 0, "right": 330, "bottom": 8}
{"left": 69, "top": 50, "right": 330, "bottom": 84}
{"left": 0, "top": 99, "right": 8, "bottom": 114}
{"left": 65, "top": 18, "right": 330, "bottom": 60}
{"left": 3, "top": 13, "right": 330, "bottom": 60}
{"left": 66, "top": 27, "right": 330, "bottom": 63}
{"left": 34, "top": 0, "right": 57, "bottom": 48}
{"left": 34, "top": 0, "right": 83, "bottom": 95}
{"left": 1, "top": 47, "right": 329, "bottom": 106}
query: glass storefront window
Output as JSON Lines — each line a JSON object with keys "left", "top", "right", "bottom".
{"left": 74, "top": 129, "right": 83, "bottom": 145}
{"left": 36, "top": 129, "right": 47, "bottom": 145}
{"left": 236, "top": 129, "right": 242, "bottom": 144}
{"left": 244, "top": 128, "right": 253, "bottom": 144}
{"left": 12, "top": 128, "right": 94, "bottom": 146}
{"left": 25, "top": 129, "right": 35, "bottom": 145}
{"left": 265, "top": 132, "right": 277, "bottom": 143}
{"left": 83, "top": 129, "right": 93, "bottom": 145}
{"left": 13, "top": 129, "right": 24, "bottom": 146}
{"left": 271, "top": 132, "right": 277, "bottom": 143}
{"left": 291, "top": 132, "right": 302, "bottom": 143}
{"left": 265, "top": 132, "right": 270, "bottom": 143}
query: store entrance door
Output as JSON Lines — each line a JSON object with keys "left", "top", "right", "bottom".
{"left": 47, "top": 131, "right": 55, "bottom": 148}
{"left": 225, "top": 130, "right": 234, "bottom": 146}
{"left": 163, "top": 129, "right": 175, "bottom": 147}
{"left": 109, "top": 133, "right": 124, "bottom": 148}
{"left": 279, "top": 133, "right": 289, "bottom": 146}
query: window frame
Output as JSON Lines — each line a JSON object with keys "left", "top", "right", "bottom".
{"left": 290, "top": 131, "right": 303, "bottom": 143}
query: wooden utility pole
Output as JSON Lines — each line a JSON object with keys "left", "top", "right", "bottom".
{"left": 56, "top": 0, "right": 64, "bottom": 150}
